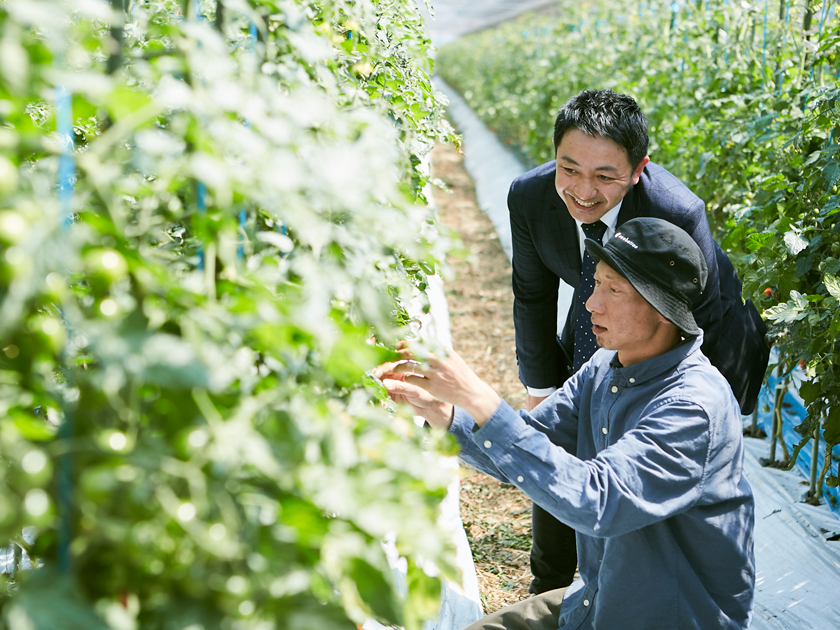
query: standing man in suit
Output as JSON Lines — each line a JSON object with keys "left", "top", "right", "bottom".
{"left": 508, "top": 89, "right": 768, "bottom": 595}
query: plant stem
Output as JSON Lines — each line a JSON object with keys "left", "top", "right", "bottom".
{"left": 768, "top": 384, "right": 784, "bottom": 463}
{"left": 108, "top": 0, "right": 127, "bottom": 75}
{"left": 215, "top": 0, "right": 224, "bottom": 32}
{"left": 809, "top": 423, "right": 820, "bottom": 499}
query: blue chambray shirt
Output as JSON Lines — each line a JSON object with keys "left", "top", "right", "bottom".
{"left": 450, "top": 334, "right": 755, "bottom": 630}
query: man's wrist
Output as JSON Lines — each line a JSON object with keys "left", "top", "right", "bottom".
{"left": 464, "top": 384, "right": 502, "bottom": 427}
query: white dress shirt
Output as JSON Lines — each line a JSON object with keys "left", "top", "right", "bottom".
{"left": 526, "top": 201, "right": 624, "bottom": 399}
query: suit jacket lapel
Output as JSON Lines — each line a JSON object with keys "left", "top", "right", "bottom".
{"left": 547, "top": 187, "right": 583, "bottom": 288}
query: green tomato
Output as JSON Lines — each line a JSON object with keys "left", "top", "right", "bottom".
{"left": 28, "top": 314, "right": 66, "bottom": 353}
{"left": 15, "top": 449, "right": 53, "bottom": 488}
{"left": 22, "top": 487, "right": 54, "bottom": 528}
{"left": 84, "top": 248, "right": 129, "bottom": 280}
{"left": 0, "top": 210, "right": 26, "bottom": 243}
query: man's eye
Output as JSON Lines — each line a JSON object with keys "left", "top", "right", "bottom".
{"left": 563, "top": 167, "right": 576, "bottom": 175}
{"left": 598, "top": 175, "right": 613, "bottom": 181}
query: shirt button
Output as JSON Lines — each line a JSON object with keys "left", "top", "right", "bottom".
{"left": 583, "top": 599, "right": 590, "bottom": 606}
{"left": 517, "top": 475, "right": 524, "bottom": 483}
{"left": 601, "top": 427, "right": 608, "bottom": 435}
{"left": 611, "top": 386, "right": 618, "bottom": 393}
{"left": 483, "top": 440, "right": 492, "bottom": 449}
{"left": 629, "top": 377, "right": 636, "bottom": 384}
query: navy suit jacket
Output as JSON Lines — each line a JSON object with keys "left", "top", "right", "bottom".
{"left": 508, "top": 159, "right": 769, "bottom": 415}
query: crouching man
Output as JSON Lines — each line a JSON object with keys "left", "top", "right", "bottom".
{"left": 380, "top": 217, "right": 755, "bottom": 630}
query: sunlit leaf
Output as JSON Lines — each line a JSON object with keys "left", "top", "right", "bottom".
{"left": 349, "top": 557, "right": 402, "bottom": 625}
{"left": 106, "top": 86, "right": 153, "bottom": 121}
{"left": 824, "top": 274, "right": 840, "bottom": 301}
{"left": 783, "top": 230, "right": 808, "bottom": 256}
{"left": 8, "top": 412, "right": 58, "bottom": 441}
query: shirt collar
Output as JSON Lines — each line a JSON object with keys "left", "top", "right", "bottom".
{"left": 608, "top": 332, "right": 704, "bottom": 387}
{"left": 573, "top": 200, "right": 622, "bottom": 235}
{"left": 574, "top": 201, "right": 623, "bottom": 259}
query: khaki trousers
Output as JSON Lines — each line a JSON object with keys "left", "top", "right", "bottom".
{"left": 461, "top": 587, "right": 567, "bottom": 630}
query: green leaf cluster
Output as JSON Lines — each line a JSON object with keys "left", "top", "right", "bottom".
{"left": 0, "top": 0, "right": 461, "bottom": 628}
{"left": 437, "top": 0, "right": 840, "bottom": 491}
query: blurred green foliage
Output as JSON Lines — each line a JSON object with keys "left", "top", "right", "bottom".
{"left": 0, "top": 0, "right": 462, "bottom": 628}
{"left": 437, "top": 0, "right": 840, "bottom": 490}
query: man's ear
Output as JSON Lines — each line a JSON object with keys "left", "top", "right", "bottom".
{"left": 631, "top": 156, "right": 650, "bottom": 185}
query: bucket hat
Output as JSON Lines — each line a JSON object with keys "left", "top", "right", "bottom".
{"left": 584, "top": 217, "right": 707, "bottom": 335}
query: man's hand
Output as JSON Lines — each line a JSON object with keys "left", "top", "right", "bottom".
{"left": 378, "top": 344, "right": 501, "bottom": 427}
{"left": 375, "top": 365, "right": 455, "bottom": 429}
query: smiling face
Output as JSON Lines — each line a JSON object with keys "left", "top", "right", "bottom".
{"left": 585, "top": 261, "right": 680, "bottom": 366}
{"left": 554, "top": 128, "right": 649, "bottom": 224}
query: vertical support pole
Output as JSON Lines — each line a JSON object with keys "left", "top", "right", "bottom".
{"left": 196, "top": 181, "right": 207, "bottom": 271}
{"left": 808, "top": 4, "right": 829, "bottom": 85}
{"left": 237, "top": 209, "right": 246, "bottom": 260}
{"left": 238, "top": 22, "right": 257, "bottom": 262}
{"left": 56, "top": 86, "right": 75, "bottom": 229}
{"left": 188, "top": 0, "right": 200, "bottom": 21}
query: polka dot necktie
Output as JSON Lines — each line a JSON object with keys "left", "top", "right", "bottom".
{"left": 573, "top": 220, "right": 608, "bottom": 373}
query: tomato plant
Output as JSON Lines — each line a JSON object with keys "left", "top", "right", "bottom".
{"left": 0, "top": 0, "right": 460, "bottom": 628}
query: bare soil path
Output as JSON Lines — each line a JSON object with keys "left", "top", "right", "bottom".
{"left": 430, "top": 140, "right": 533, "bottom": 612}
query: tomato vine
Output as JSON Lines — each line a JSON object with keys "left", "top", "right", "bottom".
{"left": 0, "top": 1, "right": 459, "bottom": 628}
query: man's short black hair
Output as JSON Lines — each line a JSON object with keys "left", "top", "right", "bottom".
{"left": 553, "top": 90, "right": 649, "bottom": 169}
